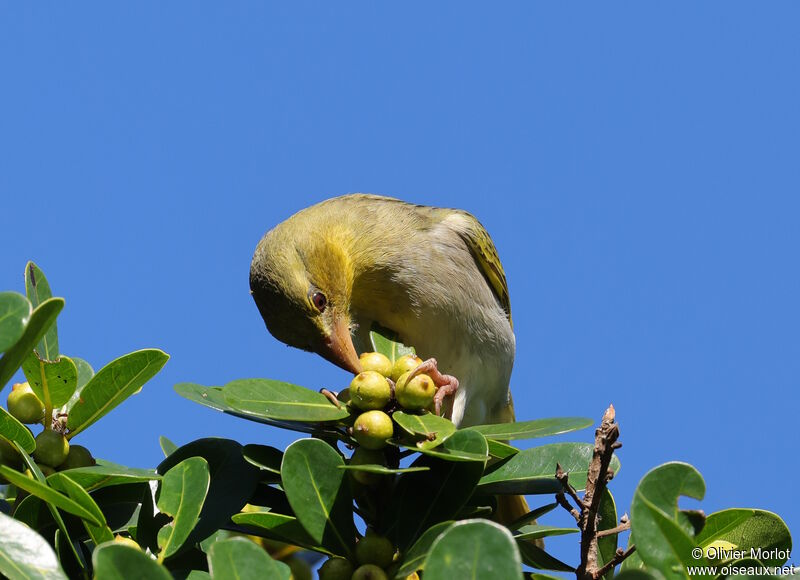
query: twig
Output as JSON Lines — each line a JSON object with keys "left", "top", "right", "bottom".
{"left": 556, "top": 404, "right": 634, "bottom": 580}
{"left": 556, "top": 492, "right": 581, "bottom": 523}
{"left": 594, "top": 546, "right": 637, "bottom": 579}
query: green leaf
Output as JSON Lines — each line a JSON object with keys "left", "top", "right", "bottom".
{"left": 157, "top": 438, "right": 261, "bottom": 547}
{"left": 487, "top": 438, "right": 519, "bottom": 459}
{"left": 63, "top": 357, "right": 94, "bottom": 412}
{"left": 630, "top": 462, "right": 707, "bottom": 579}
{"left": 424, "top": 519, "right": 523, "bottom": 580}
{"left": 223, "top": 378, "right": 350, "bottom": 422}
{"left": 518, "top": 542, "right": 575, "bottom": 572}
{"left": 0, "top": 511, "right": 67, "bottom": 580}
{"left": 0, "top": 407, "right": 36, "bottom": 453}
{"left": 611, "top": 571, "right": 661, "bottom": 580}
{"left": 339, "top": 464, "right": 429, "bottom": 475}
{"left": 514, "top": 525, "right": 578, "bottom": 541}
{"left": 281, "top": 438, "right": 355, "bottom": 558}
{"left": 507, "top": 502, "right": 559, "bottom": 531}
{"left": 242, "top": 444, "right": 283, "bottom": 475}
{"left": 25, "top": 262, "right": 58, "bottom": 360}
{"left": 159, "top": 436, "right": 177, "bottom": 458}
{"left": 404, "top": 428, "right": 490, "bottom": 463}
{"left": 394, "top": 521, "right": 454, "bottom": 578}
{"left": 156, "top": 456, "right": 210, "bottom": 561}
{"left": 388, "top": 432, "right": 488, "bottom": 549}
{"left": 93, "top": 542, "right": 172, "bottom": 580}
{"left": 369, "top": 323, "right": 415, "bottom": 363}
{"left": 0, "top": 298, "right": 64, "bottom": 391}
{"left": 597, "top": 488, "right": 619, "bottom": 578}
{"left": 0, "top": 292, "right": 31, "bottom": 354}
{"left": 477, "top": 442, "right": 621, "bottom": 494}
{"left": 232, "top": 510, "right": 332, "bottom": 555}
{"left": 66, "top": 349, "right": 169, "bottom": 438}
{"left": 696, "top": 509, "right": 791, "bottom": 566}
{"left": 175, "top": 383, "right": 347, "bottom": 437}
{"left": 0, "top": 465, "right": 103, "bottom": 526}
{"left": 22, "top": 351, "right": 78, "bottom": 408}
{"left": 467, "top": 416, "right": 594, "bottom": 441}
{"left": 208, "top": 537, "right": 291, "bottom": 580}
{"left": 392, "top": 411, "right": 456, "bottom": 450}
{"left": 48, "top": 472, "right": 114, "bottom": 545}
{"left": 59, "top": 462, "right": 160, "bottom": 491}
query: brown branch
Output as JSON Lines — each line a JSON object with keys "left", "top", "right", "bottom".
{"left": 559, "top": 404, "right": 622, "bottom": 580}
{"left": 594, "top": 546, "right": 637, "bottom": 579}
{"left": 596, "top": 519, "right": 630, "bottom": 538}
{"left": 556, "top": 492, "right": 581, "bottom": 523}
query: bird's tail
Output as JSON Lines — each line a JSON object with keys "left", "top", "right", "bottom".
{"left": 495, "top": 493, "right": 530, "bottom": 527}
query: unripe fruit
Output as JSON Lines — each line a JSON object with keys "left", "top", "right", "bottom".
{"left": 353, "top": 411, "right": 393, "bottom": 450}
{"left": 37, "top": 463, "right": 56, "bottom": 477}
{"left": 0, "top": 437, "right": 22, "bottom": 484}
{"left": 33, "top": 430, "right": 69, "bottom": 468}
{"left": 358, "top": 352, "right": 393, "bottom": 377}
{"left": 355, "top": 533, "right": 395, "bottom": 568}
{"left": 395, "top": 372, "right": 436, "bottom": 411}
{"left": 390, "top": 354, "right": 423, "bottom": 382}
{"left": 113, "top": 535, "right": 141, "bottom": 550}
{"left": 317, "top": 557, "right": 354, "bottom": 580}
{"left": 348, "top": 447, "right": 385, "bottom": 486}
{"left": 284, "top": 556, "right": 312, "bottom": 580}
{"left": 352, "top": 564, "right": 389, "bottom": 580}
{"left": 350, "top": 371, "right": 392, "bottom": 411}
{"left": 7, "top": 382, "right": 44, "bottom": 424}
{"left": 59, "top": 445, "right": 95, "bottom": 470}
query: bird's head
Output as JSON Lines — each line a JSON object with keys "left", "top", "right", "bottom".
{"left": 249, "top": 224, "right": 362, "bottom": 374}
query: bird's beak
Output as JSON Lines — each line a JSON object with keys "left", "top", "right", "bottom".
{"left": 318, "top": 314, "right": 362, "bottom": 374}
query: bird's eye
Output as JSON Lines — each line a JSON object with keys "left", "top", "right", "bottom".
{"left": 311, "top": 291, "right": 327, "bottom": 312}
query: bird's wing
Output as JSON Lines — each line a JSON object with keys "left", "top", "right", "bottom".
{"left": 450, "top": 211, "right": 513, "bottom": 328}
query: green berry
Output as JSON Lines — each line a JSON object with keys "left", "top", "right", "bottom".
{"left": 353, "top": 411, "right": 393, "bottom": 450}
{"left": 358, "top": 352, "right": 393, "bottom": 377}
{"left": 37, "top": 463, "right": 56, "bottom": 477}
{"left": 318, "top": 557, "right": 354, "bottom": 580}
{"left": 350, "top": 371, "right": 392, "bottom": 410}
{"left": 0, "top": 437, "right": 22, "bottom": 484}
{"left": 284, "top": 556, "right": 312, "bottom": 580}
{"left": 33, "top": 430, "right": 69, "bottom": 468}
{"left": 7, "top": 382, "right": 44, "bottom": 424}
{"left": 355, "top": 533, "right": 395, "bottom": 568}
{"left": 395, "top": 371, "right": 436, "bottom": 411}
{"left": 348, "top": 447, "right": 385, "bottom": 486}
{"left": 390, "top": 354, "right": 423, "bottom": 382}
{"left": 352, "top": 564, "right": 389, "bottom": 580}
{"left": 59, "top": 445, "right": 95, "bottom": 470}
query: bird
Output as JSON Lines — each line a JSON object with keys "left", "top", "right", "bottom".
{"left": 249, "top": 193, "right": 527, "bottom": 521}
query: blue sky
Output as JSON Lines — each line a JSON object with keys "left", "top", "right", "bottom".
{"left": 2, "top": 3, "right": 798, "bottom": 568}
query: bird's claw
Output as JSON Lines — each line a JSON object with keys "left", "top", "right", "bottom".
{"left": 408, "top": 358, "right": 459, "bottom": 417}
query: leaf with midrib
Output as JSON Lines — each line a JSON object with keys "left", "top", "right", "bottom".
{"left": 404, "top": 428, "right": 489, "bottom": 463}
{"left": 0, "top": 511, "right": 67, "bottom": 580}
{"left": 0, "top": 466, "right": 103, "bottom": 526}
{"left": 25, "top": 262, "right": 58, "bottom": 360}
{"left": 467, "top": 416, "right": 594, "bottom": 441}
{"left": 208, "top": 537, "right": 291, "bottom": 580}
{"left": 156, "top": 457, "right": 210, "bottom": 561}
{"left": 0, "top": 292, "right": 31, "bottom": 354}
{"left": 423, "top": 519, "right": 523, "bottom": 580}
{"left": 394, "top": 521, "right": 454, "bottom": 578}
{"left": 48, "top": 473, "right": 114, "bottom": 546}
{"left": 223, "top": 378, "right": 350, "bottom": 422}
{"left": 232, "top": 511, "right": 332, "bottom": 555}
{"left": 392, "top": 411, "right": 456, "bottom": 450}
{"left": 0, "top": 407, "right": 35, "bottom": 453}
{"left": 281, "top": 438, "right": 355, "bottom": 558}
{"left": 695, "top": 508, "right": 791, "bottom": 566}
{"left": 477, "top": 442, "right": 621, "bottom": 494}
{"left": 0, "top": 298, "right": 63, "bottom": 390}
{"left": 59, "top": 462, "right": 160, "bottom": 491}
{"left": 92, "top": 543, "right": 172, "bottom": 580}
{"left": 66, "top": 349, "right": 169, "bottom": 438}
{"left": 22, "top": 351, "right": 78, "bottom": 408}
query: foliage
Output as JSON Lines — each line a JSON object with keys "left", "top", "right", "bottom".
{"left": 0, "top": 263, "right": 793, "bottom": 579}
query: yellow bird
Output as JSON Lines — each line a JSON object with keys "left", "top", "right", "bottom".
{"left": 250, "top": 194, "right": 527, "bottom": 520}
